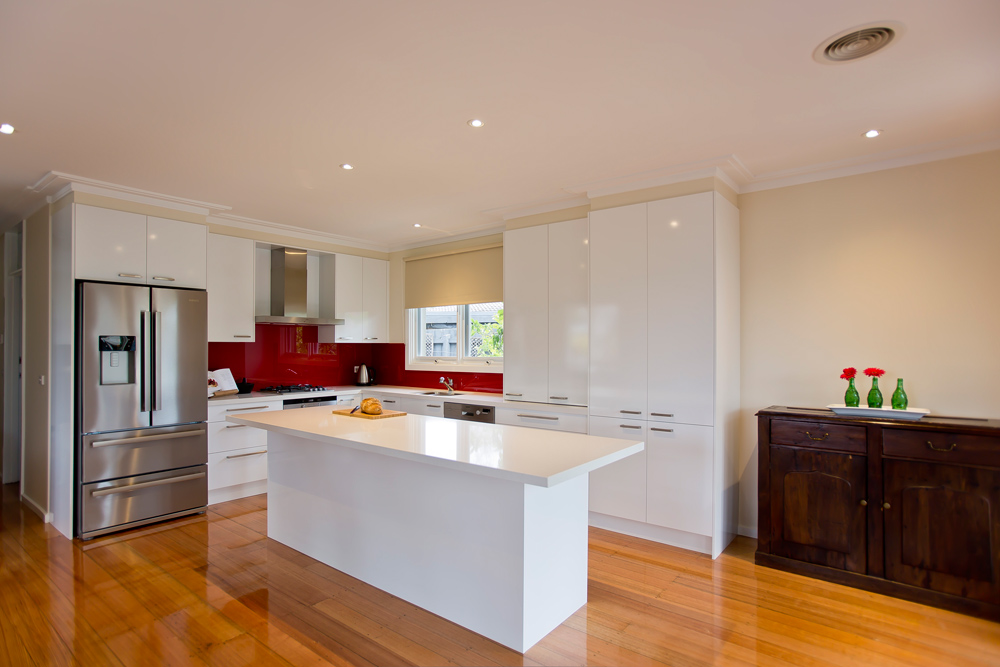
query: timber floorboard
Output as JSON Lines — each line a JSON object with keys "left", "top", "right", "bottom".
{"left": 1, "top": 483, "right": 997, "bottom": 666}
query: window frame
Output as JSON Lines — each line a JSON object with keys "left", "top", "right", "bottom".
{"left": 405, "top": 304, "right": 503, "bottom": 374}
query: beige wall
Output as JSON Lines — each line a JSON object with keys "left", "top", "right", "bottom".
{"left": 737, "top": 149, "right": 1000, "bottom": 534}
{"left": 22, "top": 204, "right": 50, "bottom": 514}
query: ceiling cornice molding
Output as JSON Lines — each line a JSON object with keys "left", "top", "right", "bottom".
{"left": 566, "top": 155, "right": 752, "bottom": 199}
{"left": 740, "top": 133, "right": 1000, "bottom": 194}
{"left": 27, "top": 171, "right": 232, "bottom": 216}
{"left": 486, "top": 196, "right": 592, "bottom": 222}
{"left": 207, "top": 212, "right": 390, "bottom": 253}
{"left": 386, "top": 223, "right": 507, "bottom": 253}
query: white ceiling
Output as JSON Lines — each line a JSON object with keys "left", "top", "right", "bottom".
{"left": 1, "top": 1, "right": 998, "bottom": 248}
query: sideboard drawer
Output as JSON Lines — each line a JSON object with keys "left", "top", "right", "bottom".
{"left": 770, "top": 419, "right": 866, "bottom": 454}
{"left": 883, "top": 428, "right": 1000, "bottom": 468}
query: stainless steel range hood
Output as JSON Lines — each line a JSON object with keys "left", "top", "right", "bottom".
{"left": 255, "top": 247, "right": 344, "bottom": 325}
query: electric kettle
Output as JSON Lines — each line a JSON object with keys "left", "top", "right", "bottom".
{"left": 356, "top": 364, "right": 375, "bottom": 386}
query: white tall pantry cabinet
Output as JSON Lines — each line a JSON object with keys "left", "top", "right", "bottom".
{"left": 588, "top": 191, "right": 740, "bottom": 558}
{"left": 503, "top": 218, "right": 589, "bottom": 407}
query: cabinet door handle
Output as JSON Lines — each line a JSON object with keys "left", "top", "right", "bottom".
{"left": 859, "top": 499, "right": 868, "bottom": 507}
{"left": 803, "top": 431, "right": 829, "bottom": 441}
{"left": 506, "top": 392, "right": 523, "bottom": 397}
{"left": 226, "top": 450, "right": 267, "bottom": 459}
{"left": 152, "top": 276, "right": 175, "bottom": 282}
{"left": 619, "top": 424, "right": 642, "bottom": 430}
{"left": 364, "top": 337, "right": 379, "bottom": 340}
{"left": 338, "top": 337, "right": 354, "bottom": 340}
{"left": 549, "top": 396, "right": 568, "bottom": 400}
{"left": 426, "top": 404, "right": 441, "bottom": 409}
{"left": 225, "top": 424, "right": 246, "bottom": 429}
{"left": 650, "top": 413, "right": 674, "bottom": 418}
{"left": 118, "top": 272, "right": 143, "bottom": 279}
{"left": 383, "top": 399, "right": 396, "bottom": 404}
{"left": 620, "top": 410, "right": 641, "bottom": 415}
{"left": 650, "top": 427, "right": 673, "bottom": 433}
{"left": 517, "top": 414, "right": 559, "bottom": 421}
{"left": 926, "top": 441, "right": 957, "bottom": 452}
{"left": 234, "top": 335, "right": 252, "bottom": 339}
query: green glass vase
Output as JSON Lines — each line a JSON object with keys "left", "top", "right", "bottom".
{"left": 867, "top": 377, "right": 883, "bottom": 408}
{"left": 891, "top": 378, "right": 908, "bottom": 410}
{"left": 844, "top": 378, "right": 860, "bottom": 407}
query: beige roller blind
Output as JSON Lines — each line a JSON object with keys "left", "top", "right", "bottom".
{"left": 404, "top": 243, "right": 503, "bottom": 309}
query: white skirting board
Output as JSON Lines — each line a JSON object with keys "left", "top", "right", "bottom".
{"left": 266, "top": 431, "right": 590, "bottom": 653}
{"left": 589, "top": 511, "right": 713, "bottom": 555}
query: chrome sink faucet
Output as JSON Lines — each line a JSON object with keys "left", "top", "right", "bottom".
{"left": 439, "top": 376, "right": 455, "bottom": 395}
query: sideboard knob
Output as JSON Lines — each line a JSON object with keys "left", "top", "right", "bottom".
{"left": 882, "top": 502, "right": 891, "bottom": 510}
{"left": 859, "top": 499, "right": 867, "bottom": 506}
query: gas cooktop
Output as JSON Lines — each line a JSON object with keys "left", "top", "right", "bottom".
{"left": 260, "top": 384, "right": 327, "bottom": 394}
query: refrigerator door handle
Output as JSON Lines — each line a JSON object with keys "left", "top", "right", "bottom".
{"left": 153, "top": 310, "right": 162, "bottom": 412}
{"left": 140, "top": 310, "right": 152, "bottom": 413}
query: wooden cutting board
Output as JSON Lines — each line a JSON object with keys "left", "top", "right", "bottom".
{"left": 331, "top": 408, "right": 407, "bottom": 419}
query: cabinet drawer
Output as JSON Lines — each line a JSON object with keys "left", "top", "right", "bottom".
{"left": 208, "top": 447, "right": 268, "bottom": 490}
{"left": 883, "top": 428, "right": 1000, "bottom": 468}
{"left": 208, "top": 400, "right": 282, "bottom": 423}
{"left": 770, "top": 419, "right": 866, "bottom": 454}
{"left": 496, "top": 407, "right": 588, "bottom": 433}
{"left": 208, "top": 420, "right": 267, "bottom": 454}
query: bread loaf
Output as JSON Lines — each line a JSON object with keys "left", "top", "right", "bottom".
{"left": 360, "top": 397, "right": 383, "bottom": 415}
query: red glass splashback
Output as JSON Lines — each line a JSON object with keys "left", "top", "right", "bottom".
{"left": 208, "top": 325, "right": 502, "bottom": 393}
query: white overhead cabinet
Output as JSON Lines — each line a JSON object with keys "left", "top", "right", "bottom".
{"left": 335, "top": 255, "right": 388, "bottom": 343}
{"left": 503, "top": 218, "right": 589, "bottom": 406}
{"left": 587, "top": 191, "right": 740, "bottom": 558}
{"left": 207, "top": 234, "right": 256, "bottom": 342}
{"left": 74, "top": 204, "right": 207, "bottom": 288}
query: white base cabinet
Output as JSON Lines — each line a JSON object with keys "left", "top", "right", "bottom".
{"left": 207, "top": 399, "right": 282, "bottom": 504}
{"left": 588, "top": 416, "right": 646, "bottom": 522}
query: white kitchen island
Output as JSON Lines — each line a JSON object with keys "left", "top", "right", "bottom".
{"left": 227, "top": 406, "right": 643, "bottom": 652}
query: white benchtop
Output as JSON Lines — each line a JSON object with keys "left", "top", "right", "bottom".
{"left": 227, "top": 406, "right": 643, "bottom": 487}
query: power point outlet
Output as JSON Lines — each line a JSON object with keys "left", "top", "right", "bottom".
{"left": 354, "top": 366, "right": 359, "bottom": 373}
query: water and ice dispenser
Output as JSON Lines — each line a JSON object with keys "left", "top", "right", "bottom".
{"left": 98, "top": 335, "right": 136, "bottom": 385}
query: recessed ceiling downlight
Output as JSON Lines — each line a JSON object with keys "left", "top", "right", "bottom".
{"left": 814, "top": 22, "right": 904, "bottom": 64}
{"left": 0, "top": 123, "right": 14, "bottom": 135}
{"left": 467, "top": 119, "right": 485, "bottom": 128}
{"left": 865, "top": 129, "right": 881, "bottom": 138}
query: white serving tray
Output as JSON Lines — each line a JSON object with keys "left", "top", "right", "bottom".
{"left": 826, "top": 404, "right": 930, "bottom": 420}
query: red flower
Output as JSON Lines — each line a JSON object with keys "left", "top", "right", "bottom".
{"left": 864, "top": 367, "right": 885, "bottom": 378}
{"left": 840, "top": 367, "right": 857, "bottom": 380}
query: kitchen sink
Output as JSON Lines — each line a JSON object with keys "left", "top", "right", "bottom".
{"left": 420, "top": 391, "right": 464, "bottom": 396}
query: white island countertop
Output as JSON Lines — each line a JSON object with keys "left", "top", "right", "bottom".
{"left": 228, "top": 406, "right": 643, "bottom": 487}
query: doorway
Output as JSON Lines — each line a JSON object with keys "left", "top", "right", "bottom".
{"left": 3, "top": 223, "right": 23, "bottom": 485}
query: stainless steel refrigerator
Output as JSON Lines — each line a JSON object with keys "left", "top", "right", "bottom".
{"left": 76, "top": 281, "right": 208, "bottom": 538}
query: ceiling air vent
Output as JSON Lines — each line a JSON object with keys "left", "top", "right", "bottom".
{"left": 814, "top": 22, "right": 904, "bottom": 64}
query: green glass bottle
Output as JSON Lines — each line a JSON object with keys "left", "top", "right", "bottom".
{"left": 891, "top": 378, "right": 908, "bottom": 410}
{"left": 867, "top": 377, "right": 883, "bottom": 408}
{"left": 844, "top": 378, "right": 860, "bottom": 407}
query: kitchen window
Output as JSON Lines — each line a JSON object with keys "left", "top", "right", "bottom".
{"left": 406, "top": 302, "right": 503, "bottom": 372}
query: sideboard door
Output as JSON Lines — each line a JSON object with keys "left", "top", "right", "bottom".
{"left": 769, "top": 445, "right": 868, "bottom": 573}
{"left": 883, "top": 460, "right": 1000, "bottom": 604}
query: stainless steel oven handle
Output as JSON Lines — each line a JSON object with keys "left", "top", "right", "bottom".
{"left": 91, "top": 430, "right": 202, "bottom": 448}
{"left": 91, "top": 472, "right": 206, "bottom": 497}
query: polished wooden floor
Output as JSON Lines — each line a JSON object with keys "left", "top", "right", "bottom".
{"left": 2, "top": 484, "right": 998, "bottom": 667}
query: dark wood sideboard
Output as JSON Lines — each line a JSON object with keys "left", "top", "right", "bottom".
{"left": 756, "top": 406, "right": 1000, "bottom": 620}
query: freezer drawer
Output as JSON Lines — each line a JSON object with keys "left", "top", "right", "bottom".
{"left": 81, "top": 423, "right": 207, "bottom": 484}
{"left": 79, "top": 465, "right": 208, "bottom": 537}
